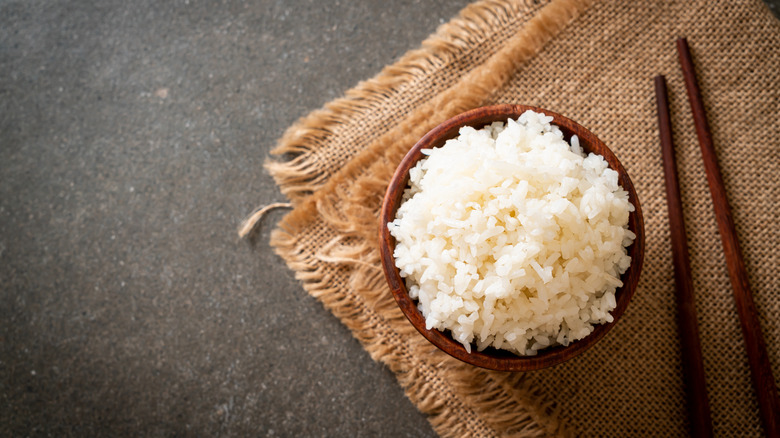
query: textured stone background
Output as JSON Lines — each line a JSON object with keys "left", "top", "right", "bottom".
{"left": 1, "top": 1, "right": 778, "bottom": 436}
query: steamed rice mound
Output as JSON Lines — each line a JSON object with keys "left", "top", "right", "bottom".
{"left": 388, "top": 110, "right": 635, "bottom": 356}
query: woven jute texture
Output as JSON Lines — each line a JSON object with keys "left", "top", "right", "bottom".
{"left": 266, "top": 0, "right": 780, "bottom": 435}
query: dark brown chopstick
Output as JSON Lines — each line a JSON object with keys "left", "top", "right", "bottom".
{"left": 676, "top": 37, "right": 780, "bottom": 435}
{"left": 655, "top": 75, "right": 713, "bottom": 438}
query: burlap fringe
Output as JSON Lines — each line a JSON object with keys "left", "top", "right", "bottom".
{"left": 268, "top": 0, "right": 593, "bottom": 436}
{"left": 266, "top": 0, "right": 554, "bottom": 202}
{"left": 237, "top": 202, "right": 293, "bottom": 238}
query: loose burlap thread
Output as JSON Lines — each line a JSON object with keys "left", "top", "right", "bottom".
{"left": 264, "top": 0, "right": 780, "bottom": 435}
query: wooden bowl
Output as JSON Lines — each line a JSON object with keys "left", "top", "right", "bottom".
{"left": 379, "top": 104, "right": 645, "bottom": 371}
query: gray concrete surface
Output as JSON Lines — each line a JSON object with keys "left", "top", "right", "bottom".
{"left": 2, "top": 1, "right": 778, "bottom": 436}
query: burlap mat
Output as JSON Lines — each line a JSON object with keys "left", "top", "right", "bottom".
{"left": 265, "top": 0, "right": 780, "bottom": 435}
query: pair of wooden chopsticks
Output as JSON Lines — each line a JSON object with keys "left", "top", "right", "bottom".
{"left": 655, "top": 38, "right": 779, "bottom": 437}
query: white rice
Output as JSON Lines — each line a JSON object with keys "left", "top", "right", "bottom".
{"left": 388, "top": 110, "right": 635, "bottom": 356}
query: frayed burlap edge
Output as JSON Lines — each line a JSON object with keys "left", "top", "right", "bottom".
{"left": 267, "top": 0, "right": 595, "bottom": 436}
{"left": 271, "top": 229, "right": 565, "bottom": 437}
{"left": 265, "top": 0, "right": 552, "bottom": 202}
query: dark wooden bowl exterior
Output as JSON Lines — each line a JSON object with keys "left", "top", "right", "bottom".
{"left": 379, "top": 104, "right": 645, "bottom": 371}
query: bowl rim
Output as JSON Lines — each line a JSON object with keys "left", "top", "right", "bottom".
{"left": 378, "top": 104, "right": 645, "bottom": 371}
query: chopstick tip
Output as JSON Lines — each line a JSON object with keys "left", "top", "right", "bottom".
{"left": 654, "top": 75, "right": 667, "bottom": 90}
